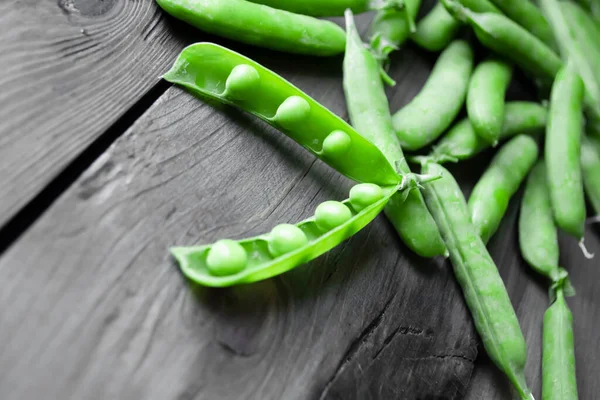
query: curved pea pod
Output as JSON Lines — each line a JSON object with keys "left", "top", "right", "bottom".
{"left": 561, "top": 2, "right": 600, "bottom": 85}
{"left": 546, "top": 65, "right": 587, "bottom": 240}
{"left": 469, "top": 135, "right": 538, "bottom": 243}
{"left": 543, "top": 285, "right": 579, "bottom": 400}
{"left": 343, "top": 9, "right": 446, "bottom": 257}
{"left": 392, "top": 40, "right": 474, "bottom": 151}
{"left": 581, "top": 135, "right": 600, "bottom": 217}
{"left": 420, "top": 162, "right": 533, "bottom": 400}
{"left": 539, "top": 0, "right": 600, "bottom": 123}
{"left": 519, "top": 161, "right": 560, "bottom": 280}
{"left": 489, "top": 0, "right": 556, "bottom": 50}
{"left": 245, "top": 0, "right": 373, "bottom": 16}
{"left": 420, "top": 101, "right": 547, "bottom": 164}
{"left": 441, "top": 0, "right": 562, "bottom": 83}
{"left": 163, "top": 43, "right": 400, "bottom": 186}
{"left": 369, "top": 0, "right": 421, "bottom": 61}
{"left": 467, "top": 59, "right": 513, "bottom": 145}
{"left": 171, "top": 178, "right": 438, "bottom": 287}
{"left": 411, "top": 2, "right": 461, "bottom": 52}
{"left": 155, "top": 0, "right": 345, "bottom": 56}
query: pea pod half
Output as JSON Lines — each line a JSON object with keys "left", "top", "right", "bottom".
{"left": 155, "top": 0, "right": 345, "bottom": 56}
{"left": 420, "top": 162, "right": 533, "bottom": 400}
{"left": 172, "top": 177, "right": 439, "bottom": 287}
{"left": 164, "top": 43, "right": 401, "bottom": 186}
{"left": 246, "top": 0, "right": 383, "bottom": 16}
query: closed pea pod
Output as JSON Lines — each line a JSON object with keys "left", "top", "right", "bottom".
{"left": 561, "top": 2, "right": 600, "bottom": 85}
{"left": 392, "top": 40, "right": 474, "bottom": 151}
{"left": 545, "top": 65, "right": 587, "bottom": 240}
{"left": 344, "top": 9, "right": 446, "bottom": 257}
{"left": 468, "top": 135, "right": 538, "bottom": 243}
{"left": 163, "top": 43, "right": 400, "bottom": 186}
{"left": 441, "top": 0, "right": 562, "bottom": 83}
{"left": 420, "top": 162, "right": 533, "bottom": 400}
{"left": 467, "top": 59, "right": 513, "bottom": 145}
{"left": 411, "top": 2, "right": 461, "bottom": 52}
{"left": 171, "top": 176, "right": 440, "bottom": 287}
{"left": 581, "top": 135, "right": 600, "bottom": 218}
{"left": 155, "top": 0, "right": 345, "bottom": 56}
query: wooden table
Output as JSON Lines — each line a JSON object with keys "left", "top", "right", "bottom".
{"left": 1, "top": 0, "right": 598, "bottom": 398}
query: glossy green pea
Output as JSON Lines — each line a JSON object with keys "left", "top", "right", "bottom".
{"left": 467, "top": 59, "right": 513, "bottom": 145}
{"left": 489, "top": 0, "right": 556, "bottom": 50}
{"left": 519, "top": 161, "right": 560, "bottom": 279}
{"left": 349, "top": 183, "right": 385, "bottom": 212}
{"left": 369, "top": 0, "right": 421, "bottom": 60}
{"left": 206, "top": 239, "right": 248, "bottom": 276}
{"left": 344, "top": 10, "right": 446, "bottom": 257}
{"left": 268, "top": 224, "right": 309, "bottom": 258}
{"left": 421, "top": 162, "right": 533, "bottom": 400}
{"left": 539, "top": 0, "right": 600, "bottom": 123}
{"left": 546, "top": 65, "right": 586, "bottom": 239}
{"left": 155, "top": 0, "right": 346, "bottom": 56}
{"left": 581, "top": 135, "right": 600, "bottom": 216}
{"left": 424, "top": 102, "right": 547, "bottom": 164}
{"left": 171, "top": 176, "right": 440, "bottom": 287}
{"left": 164, "top": 43, "right": 401, "bottom": 186}
{"left": 542, "top": 288, "right": 579, "bottom": 400}
{"left": 441, "top": 0, "right": 562, "bottom": 83}
{"left": 315, "top": 201, "right": 353, "bottom": 231}
{"left": 246, "top": 0, "right": 374, "bottom": 16}
{"left": 392, "top": 40, "right": 474, "bottom": 151}
{"left": 411, "top": 2, "right": 461, "bottom": 52}
{"left": 468, "top": 135, "right": 538, "bottom": 243}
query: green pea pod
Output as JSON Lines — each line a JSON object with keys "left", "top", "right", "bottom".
{"left": 420, "top": 162, "right": 533, "bottom": 400}
{"left": 245, "top": 0, "right": 374, "bottom": 16}
{"left": 457, "top": 0, "right": 502, "bottom": 13}
{"left": 489, "top": 0, "right": 557, "bottom": 50}
{"left": 155, "top": 0, "right": 345, "bottom": 56}
{"left": 542, "top": 286, "right": 579, "bottom": 400}
{"left": 546, "top": 64, "right": 587, "bottom": 240}
{"left": 441, "top": 0, "right": 562, "bottom": 83}
{"left": 392, "top": 40, "right": 474, "bottom": 151}
{"left": 519, "top": 160, "right": 560, "bottom": 280}
{"left": 581, "top": 135, "right": 600, "bottom": 216}
{"left": 411, "top": 2, "right": 461, "bottom": 52}
{"left": 163, "top": 43, "right": 401, "bottom": 186}
{"left": 171, "top": 178, "right": 438, "bottom": 287}
{"left": 469, "top": 135, "right": 538, "bottom": 243}
{"left": 539, "top": 0, "right": 600, "bottom": 123}
{"left": 561, "top": 2, "right": 600, "bottom": 87}
{"left": 419, "top": 101, "right": 547, "bottom": 164}
{"left": 343, "top": 9, "right": 446, "bottom": 257}
{"left": 369, "top": 0, "right": 421, "bottom": 61}
{"left": 467, "top": 58, "right": 513, "bottom": 145}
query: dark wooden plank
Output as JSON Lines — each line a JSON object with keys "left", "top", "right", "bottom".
{"left": 0, "top": 0, "right": 192, "bottom": 228}
{"left": 0, "top": 16, "right": 478, "bottom": 398}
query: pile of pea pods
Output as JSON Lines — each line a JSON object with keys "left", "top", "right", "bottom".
{"left": 157, "top": 0, "right": 600, "bottom": 398}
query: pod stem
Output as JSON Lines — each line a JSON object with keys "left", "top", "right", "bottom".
{"left": 398, "top": 171, "right": 442, "bottom": 202}
{"left": 549, "top": 267, "right": 576, "bottom": 303}
{"left": 368, "top": 33, "right": 398, "bottom": 84}
{"left": 578, "top": 237, "right": 595, "bottom": 259}
{"left": 440, "top": 0, "right": 472, "bottom": 23}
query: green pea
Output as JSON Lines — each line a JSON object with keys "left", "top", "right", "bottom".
{"left": 545, "top": 64, "right": 586, "bottom": 239}
{"left": 344, "top": 10, "right": 446, "bottom": 257}
{"left": 467, "top": 59, "right": 513, "bottom": 145}
{"left": 224, "top": 64, "right": 261, "bottom": 100}
{"left": 315, "top": 201, "right": 353, "bottom": 232}
{"left": 268, "top": 224, "right": 309, "bottom": 258}
{"left": 155, "top": 0, "right": 346, "bottom": 56}
{"left": 392, "top": 40, "right": 474, "bottom": 151}
{"left": 469, "top": 135, "right": 538, "bottom": 243}
{"left": 349, "top": 183, "right": 384, "bottom": 212}
{"left": 441, "top": 0, "right": 562, "bottom": 83}
{"left": 421, "top": 162, "right": 533, "bottom": 400}
{"left": 411, "top": 2, "right": 461, "bottom": 52}
{"left": 205, "top": 239, "right": 248, "bottom": 276}
{"left": 321, "top": 130, "right": 352, "bottom": 156}
{"left": 274, "top": 96, "right": 311, "bottom": 129}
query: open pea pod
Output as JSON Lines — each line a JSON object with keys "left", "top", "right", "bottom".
{"left": 163, "top": 43, "right": 401, "bottom": 186}
{"left": 171, "top": 176, "right": 438, "bottom": 287}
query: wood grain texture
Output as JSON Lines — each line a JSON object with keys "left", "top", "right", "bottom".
{"left": 0, "top": 0, "right": 193, "bottom": 228}
{"left": 0, "top": 14, "right": 478, "bottom": 399}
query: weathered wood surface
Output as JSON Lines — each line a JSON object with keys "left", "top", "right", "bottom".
{"left": 0, "top": 0, "right": 190, "bottom": 228}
